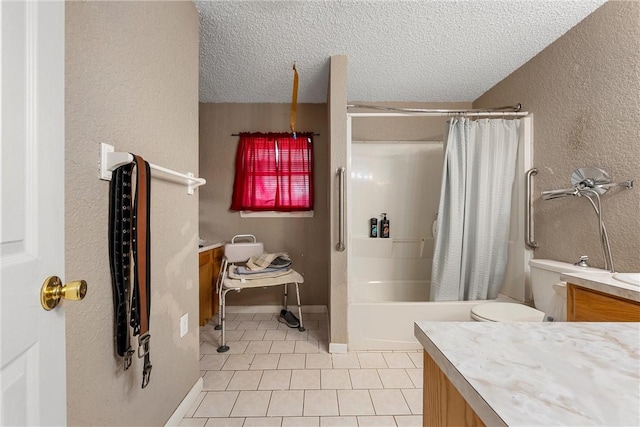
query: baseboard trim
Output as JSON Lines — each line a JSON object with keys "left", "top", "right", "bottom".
{"left": 165, "top": 377, "right": 203, "bottom": 426}
{"left": 226, "top": 304, "right": 327, "bottom": 314}
{"left": 329, "top": 342, "right": 348, "bottom": 354}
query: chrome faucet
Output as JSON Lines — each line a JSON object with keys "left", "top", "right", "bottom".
{"left": 542, "top": 167, "right": 634, "bottom": 273}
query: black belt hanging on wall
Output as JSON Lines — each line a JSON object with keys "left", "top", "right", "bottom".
{"left": 109, "top": 154, "right": 152, "bottom": 388}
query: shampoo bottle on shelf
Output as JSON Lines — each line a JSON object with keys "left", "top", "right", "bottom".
{"left": 380, "top": 213, "right": 390, "bottom": 238}
{"left": 369, "top": 217, "right": 378, "bottom": 238}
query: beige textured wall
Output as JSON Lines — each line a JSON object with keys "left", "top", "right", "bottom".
{"left": 65, "top": 2, "right": 200, "bottom": 425}
{"left": 474, "top": 1, "right": 640, "bottom": 272}
{"left": 199, "top": 103, "right": 329, "bottom": 306}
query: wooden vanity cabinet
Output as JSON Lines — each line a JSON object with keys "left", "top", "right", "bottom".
{"left": 199, "top": 246, "right": 224, "bottom": 326}
{"left": 567, "top": 283, "right": 640, "bottom": 322}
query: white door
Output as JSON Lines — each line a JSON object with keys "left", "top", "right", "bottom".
{"left": 1, "top": 1, "right": 67, "bottom": 425}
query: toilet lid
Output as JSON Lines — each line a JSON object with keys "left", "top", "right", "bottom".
{"left": 471, "top": 302, "right": 545, "bottom": 322}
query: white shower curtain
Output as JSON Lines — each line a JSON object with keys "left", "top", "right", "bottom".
{"left": 430, "top": 118, "right": 520, "bottom": 301}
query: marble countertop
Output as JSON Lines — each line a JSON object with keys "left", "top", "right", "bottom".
{"left": 415, "top": 321, "right": 640, "bottom": 427}
{"left": 198, "top": 242, "right": 224, "bottom": 253}
{"left": 561, "top": 272, "right": 640, "bottom": 302}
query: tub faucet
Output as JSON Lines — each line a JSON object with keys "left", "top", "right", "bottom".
{"left": 574, "top": 255, "right": 590, "bottom": 268}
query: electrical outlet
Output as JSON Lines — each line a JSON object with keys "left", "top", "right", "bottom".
{"left": 180, "top": 313, "right": 188, "bottom": 338}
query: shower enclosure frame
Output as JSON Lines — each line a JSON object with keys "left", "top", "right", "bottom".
{"left": 344, "top": 111, "right": 534, "bottom": 350}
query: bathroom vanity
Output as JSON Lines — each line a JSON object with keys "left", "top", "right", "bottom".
{"left": 562, "top": 272, "right": 640, "bottom": 321}
{"left": 415, "top": 321, "right": 640, "bottom": 427}
{"left": 199, "top": 243, "right": 224, "bottom": 326}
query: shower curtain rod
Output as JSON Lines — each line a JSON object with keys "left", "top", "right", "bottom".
{"left": 347, "top": 103, "right": 527, "bottom": 117}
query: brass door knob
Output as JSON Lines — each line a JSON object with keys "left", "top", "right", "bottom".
{"left": 40, "top": 276, "right": 87, "bottom": 311}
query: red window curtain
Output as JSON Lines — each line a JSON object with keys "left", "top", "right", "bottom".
{"left": 230, "top": 132, "right": 314, "bottom": 211}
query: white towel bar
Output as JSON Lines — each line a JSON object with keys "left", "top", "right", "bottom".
{"left": 99, "top": 143, "right": 206, "bottom": 195}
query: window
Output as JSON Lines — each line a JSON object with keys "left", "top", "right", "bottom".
{"left": 230, "top": 132, "right": 314, "bottom": 212}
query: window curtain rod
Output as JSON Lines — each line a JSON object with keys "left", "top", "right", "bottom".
{"left": 231, "top": 133, "right": 320, "bottom": 136}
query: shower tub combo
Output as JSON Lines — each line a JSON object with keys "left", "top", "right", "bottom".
{"left": 346, "top": 116, "right": 532, "bottom": 351}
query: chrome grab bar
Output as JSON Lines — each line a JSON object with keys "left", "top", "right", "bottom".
{"left": 525, "top": 168, "right": 539, "bottom": 249}
{"left": 336, "top": 167, "right": 346, "bottom": 252}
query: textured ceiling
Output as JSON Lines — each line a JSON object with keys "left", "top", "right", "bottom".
{"left": 196, "top": 0, "right": 606, "bottom": 104}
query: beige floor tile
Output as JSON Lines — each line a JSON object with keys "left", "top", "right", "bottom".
{"left": 304, "top": 390, "right": 339, "bottom": 416}
{"left": 264, "top": 329, "right": 287, "bottom": 341}
{"left": 306, "top": 353, "right": 332, "bottom": 369}
{"left": 321, "top": 369, "right": 352, "bottom": 389}
{"left": 227, "top": 370, "right": 263, "bottom": 391}
{"left": 358, "top": 353, "right": 388, "bottom": 369}
{"left": 199, "top": 328, "right": 220, "bottom": 343}
{"left": 199, "top": 342, "right": 221, "bottom": 355}
{"left": 283, "top": 416, "right": 319, "bottom": 427}
{"left": 253, "top": 313, "right": 276, "bottom": 321}
{"left": 245, "top": 340, "right": 273, "bottom": 354}
{"left": 305, "top": 312, "right": 327, "bottom": 321}
{"left": 240, "top": 329, "right": 266, "bottom": 341}
{"left": 259, "top": 369, "right": 291, "bottom": 390}
{"left": 405, "top": 368, "right": 423, "bottom": 388}
{"left": 318, "top": 341, "right": 330, "bottom": 354}
{"left": 394, "top": 415, "right": 422, "bottom": 427}
{"left": 221, "top": 354, "right": 254, "bottom": 371}
{"left": 407, "top": 352, "right": 422, "bottom": 369}
{"left": 193, "top": 391, "right": 238, "bottom": 417}
{"left": 377, "top": 369, "right": 414, "bottom": 389}
{"left": 278, "top": 353, "right": 306, "bottom": 370}
{"left": 357, "top": 415, "right": 397, "bottom": 427}
{"left": 243, "top": 417, "right": 282, "bottom": 427}
{"left": 224, "top": 330, "right": 245, "bottom": 341}
{"left": 349, "top": 369, "right": 383, "bottom": 389}
{"left": 233, "top": 313, "right": 255, "bottom": 321}
{"left": 270, "top": 340, "right": 296, "bottom": 354}
{"left": 290, "top": 369, "right": 320, "bottom": 389}
{"left": 382, "top": 353, "right": 415, "bottom": 369}
{"left": 285, "top": 329, "right": 309, "bottom": 341}
{"left": 267, "top": 390, "right": 305, "bottom": 416}
{"left": 229, "top": 390, "right": 271, "bottom": 417}
{"left": 250, "top": 353, "right": 280, "bottom": 370}
{"left": 223, "top": 341, "right": 250, "bottom": 354}
{"left": 237, "top": 320, "right": 260, "bottom": 330}
{"left": 295, "top": 340, "right": 319, "bottom": 354}
{"left": 257, "top": 320, "right": 279, "bottom": 330}
{"left": 199, "top": 354, "right": 227, "bottom": 371}
{"left": 308, "top": 329, "right": 328, "bottom": 341}
{"left": 178, "top": 418, "right": 206, "bottom": 427}
{"left": 184, "top": 392, "right": 205, "bottom": 417}
{"left": 369, "top": 390, "right": 411, "bottom": 416}
{"left": 319, "top": 416, "right": 357, "bottom": 426}
{"left": 302, "top": 320, "right": 320, "bottom": 330}
{"left": 223, "top": 320, "right": 241, "bottom": 331}
{"left": 337, "top": 390, "right": 375, "bottom": 416}
{"left": 401, "top": 389, "right": 422, "bottom": 415}
{"left": 202, "top": 370, "right": 234, "bottom": 391}
{"left": 204, "top": 418, "right": 244, "bottom": 427}
{"left": 332, "top": 353, "right": 360, "bottom": 369}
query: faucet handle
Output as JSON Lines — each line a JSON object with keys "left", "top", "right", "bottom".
{"left": 575, "top": 255, "right": 590, "bottom": 267}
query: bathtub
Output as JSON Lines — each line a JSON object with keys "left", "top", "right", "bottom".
{"left": 348, "top": 280, "right": 500, "bottom": 351}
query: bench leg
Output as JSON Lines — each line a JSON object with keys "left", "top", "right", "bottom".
{"left": 217, "top": 288, "right": 230, "bottom": 353}
{"left": 295, "top": 282, "right": 305, "bottom": 332}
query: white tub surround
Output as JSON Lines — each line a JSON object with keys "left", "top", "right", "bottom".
{"left": 415, "top": 321, "right": 640, "bottom": 427}
{"left": 562, "top": 272, "right": 640, "bottom": 302}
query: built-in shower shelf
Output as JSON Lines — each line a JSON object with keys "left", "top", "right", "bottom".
{"left": 351, "top": 237, "right": 432, "bottom": 259}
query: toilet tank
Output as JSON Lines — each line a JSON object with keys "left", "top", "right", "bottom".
{"left": 529, "top": 259, "right": 608, "bottom": 314}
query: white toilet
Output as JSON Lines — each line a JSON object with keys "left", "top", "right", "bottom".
{"left": 470, "top": 259, "right": 606, "bottom": 322}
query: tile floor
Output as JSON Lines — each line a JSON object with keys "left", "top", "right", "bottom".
{"left": 180, "top": 311, "right": 423, "bottom": 427}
